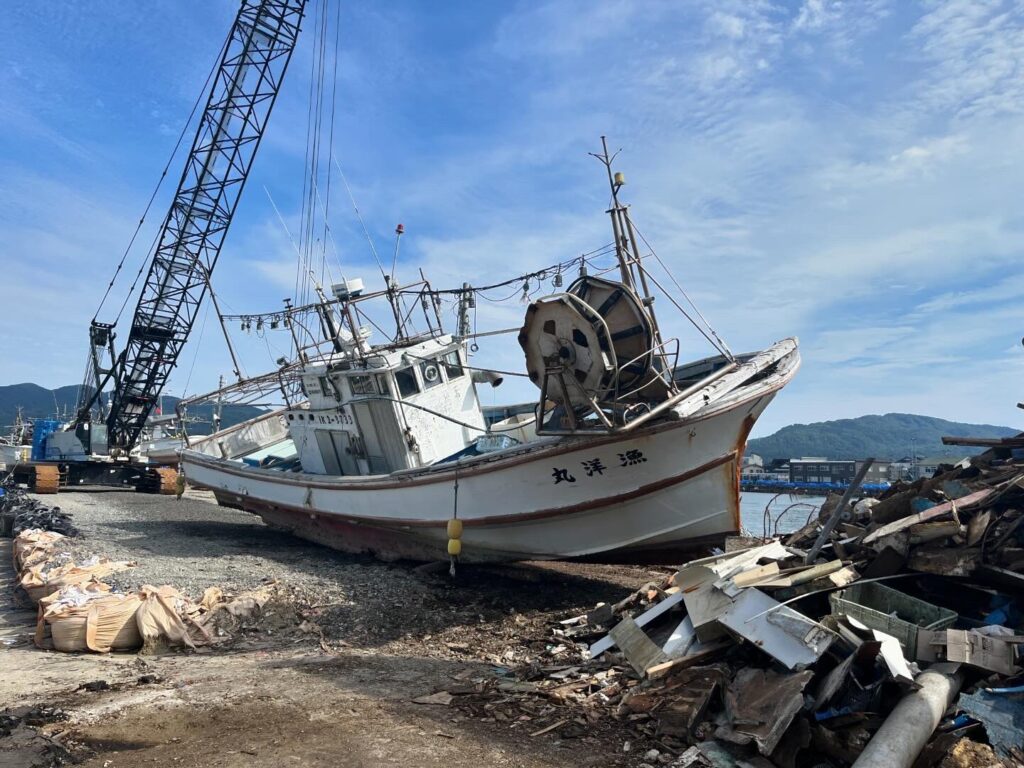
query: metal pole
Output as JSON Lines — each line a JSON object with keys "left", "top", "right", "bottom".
{"left": 457, "top": 283, "right": 473, "bottom": 339}
{"left": 621, "top": 206, "right": 670, "bottom": 382}
{"left": 207, "top": 283, "right": 244, "bottom": 381}
{"left": 805, "top": 458, "right": 874, "bottom": 563}
{"left": 852, "top": 666, "right": 962, "bottom": 768}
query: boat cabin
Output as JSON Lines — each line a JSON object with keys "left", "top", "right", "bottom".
{"left": 286, "top": 334, "right": 486, "bottom": 476}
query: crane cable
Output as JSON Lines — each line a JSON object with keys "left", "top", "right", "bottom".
{"left": 319, "top": 0, "right": 343, "bottom": 287}
{"left": 92, "top": 32, "right": 230, "bottom": 324}
{"left": 296, "top": 0, "right": 332, "bottom": 307}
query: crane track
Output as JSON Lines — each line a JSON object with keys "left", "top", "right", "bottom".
{"left": 33, "top": 465, "right": 61, "bottom": 494}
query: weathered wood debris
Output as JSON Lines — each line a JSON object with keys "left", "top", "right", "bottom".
{"left": 440, "top": 446, "right": 1024, "bottom": 767}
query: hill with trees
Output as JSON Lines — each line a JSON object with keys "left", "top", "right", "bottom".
{"left": 747, "top": 413, "right": 1018, "bottom": 462}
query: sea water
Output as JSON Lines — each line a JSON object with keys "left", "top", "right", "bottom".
{"left": 739, "top": 491, "right": 827, "bottom": 536}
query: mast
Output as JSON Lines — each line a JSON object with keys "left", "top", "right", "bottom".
{"left": 591, "top": 137, "right": 672, "bottom": 386}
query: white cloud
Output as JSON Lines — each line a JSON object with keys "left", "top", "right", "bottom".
{"left": 3, "top": 0, "right": 1023, "bottom": 434}
{"left": 905, "top": 0, "right": 1024, "bottom": 119}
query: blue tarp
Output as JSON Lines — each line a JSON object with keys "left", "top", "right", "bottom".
{"left": 30, "top": 419, "right": 62, "bottom": 462}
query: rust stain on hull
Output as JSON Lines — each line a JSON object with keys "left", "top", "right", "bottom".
{"left": 732, "top": 410, "right": 759, "bottom": 532}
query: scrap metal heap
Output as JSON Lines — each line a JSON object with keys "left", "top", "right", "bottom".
{"left": 446, "top": 443, "right": 1024, "bottom": 768}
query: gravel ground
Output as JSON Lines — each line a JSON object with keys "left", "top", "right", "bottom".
{"left": 3, "top": 489, "right": 667, "bottom": 767}
{"left": 47, "top": 489, "right": 661, "bottom": 655}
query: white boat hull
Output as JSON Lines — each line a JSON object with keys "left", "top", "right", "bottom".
{"left": 183, "top": 380, "right": 792, "bottom": 561}
{"left": 182, "top": 339, "right": 798, "bottom": 562}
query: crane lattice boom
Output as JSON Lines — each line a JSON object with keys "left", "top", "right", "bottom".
{"left": 88, "top": 0, "right": 306, "bottom": 452}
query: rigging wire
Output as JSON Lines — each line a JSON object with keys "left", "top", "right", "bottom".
{"left": 307, "top": 0, "right": 331, "bottom": 290}
{"left": 178, "top": 300, "right": 210, "bottom": 399}
{"left": 631, "top": 223, "right": 736, "bottom": 360}
{"left": 296, "top": 0, "right": 330, "bottom": 308}
{"left": 319, "top": 0, "right": 343, "bottom": 286}
{"left": 333, "top": 154, "right": 390, "bottom": 283}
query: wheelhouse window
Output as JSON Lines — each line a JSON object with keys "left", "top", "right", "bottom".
{"left": 395, "top": 367, "right": 420, "bottom": 398}
{"left": 420, "top": 360, "right": 442, "bottom": 389}
{"left": 442, "top": 350, "right": 464, "bottom": 379}
{"left": 319, "top": 376, "right": 338, "bottom": 400}
{"left": 349, "top": 375, "right": 375, "bottom": 396}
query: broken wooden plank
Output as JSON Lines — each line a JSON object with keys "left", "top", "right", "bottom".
{"left": 587, "top": 591, "right": 683, "bottom": 658}
{"left": 787, "top": 560, "right": 845, "bottom": 587}
{"left": 751, "top": 560, "right": 845, "bottom": 589}
{"left": 529, "top": 718, "right": 568, "bottom": 737}
{"left": 908, "top": 520, "right": 963, "bottom": 545}
{"left": 862, "top": 488, "right": 995, "bottom": 545}
{"left": 608, "top": 616, "right": 667, "bottom": 675}
{"left": 828, "top": 566, "right": 860, "bottom": 588}
{"left": 655, "top": 668, "right": 727, "bottom": 737}
{"left": 732, "top": 562, "right": 781, "bottom": 587}
{"left": 646, "top": 641, "right": 731, "bottom": 680}
{"left": 908, "top": 548, "right": 978, "bottom": 577}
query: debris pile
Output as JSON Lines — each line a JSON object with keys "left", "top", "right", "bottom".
{"left": 0, "top": 486, "right": 78, "bottom": 537}
{"left": 446, "top": 448, "right": 1024, "bottom": 767}
{"left": 8, "top": 522, "right": 310, "bottom": 655}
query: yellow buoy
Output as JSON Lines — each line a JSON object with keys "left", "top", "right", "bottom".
{"left": 446, "top": 518, "right": 463, "bottom": 539}
{"left": 447, "top": 538, "right": 462, "bottom": 557}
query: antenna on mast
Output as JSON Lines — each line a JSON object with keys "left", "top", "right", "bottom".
{"left": 590, "top": 136, "right": 624, "bottom": 207}
{"left": 589, "top": 136, "right": 633, "bottom": 290}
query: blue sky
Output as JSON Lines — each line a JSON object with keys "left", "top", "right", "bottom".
{"left": 1, "top": 0, "right": 1022, "bottom": 437}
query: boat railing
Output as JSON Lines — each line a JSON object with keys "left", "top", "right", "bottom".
{"left": 611, "top": 336, "right": 682, "bottom": 401}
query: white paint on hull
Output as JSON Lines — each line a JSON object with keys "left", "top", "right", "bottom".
{"left": 181, "top": 337, "right": 800, "bottom": 561}
{"left": 183, "top": 391, "right": 775, "bottom": 561}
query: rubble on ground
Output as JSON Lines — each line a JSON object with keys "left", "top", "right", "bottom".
{"left": 6, "top": 508, "right": 319, "bottom": 655}
{"left": 0, "top": 486, "right": 78, "bottom": 537}
{"left": 440, "top": 447, "right": 1024, "bottom": 767}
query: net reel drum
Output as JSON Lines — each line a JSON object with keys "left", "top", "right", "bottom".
{"left": 518, "top": 276, "right": 671, "bottom": 428}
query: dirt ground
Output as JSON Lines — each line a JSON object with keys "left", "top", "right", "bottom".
{"left": 2, "top": 489, "right": 666, "bottom": 768}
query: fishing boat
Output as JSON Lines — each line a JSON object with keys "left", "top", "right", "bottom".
{"left": 0, "top": 410, "right": 31, "bottom": 469}
{"left": 178, "top": 142, "right": 800, "bottom": 562}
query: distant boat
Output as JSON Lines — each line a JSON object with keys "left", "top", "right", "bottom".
{"left": 178, "top": 142, "right": 800, "bottom": 562}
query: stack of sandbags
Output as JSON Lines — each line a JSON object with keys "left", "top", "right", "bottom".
{"left": 10, "top": 530, "right": 267, "bottom": 656}
{"left": 34, "top": 583, "right": 211, "bottom": 653}
{"left": 12, "top": 528, "right": 66, "bottom": 572}
{"left": 19, "top": 556, "right": 135, "bottom": 603}
{"left": 35, "top": 583, "right": 143, "bottom": 653}
{"left": 136, "top": 584, "right": 209, "bottom": 652}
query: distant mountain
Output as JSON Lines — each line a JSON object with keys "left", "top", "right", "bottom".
{"left": 747, "top": 413, "right": 1019, "bottom": 463}
{"left": 0, "top": 383, "right": 263, "bottom": 437}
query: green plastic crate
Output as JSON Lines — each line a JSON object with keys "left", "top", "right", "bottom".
{"left": 829, "top": 581, "right": 957, "bottom": 653}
